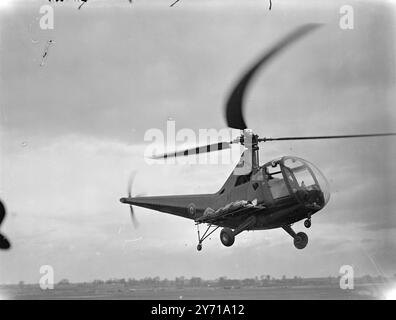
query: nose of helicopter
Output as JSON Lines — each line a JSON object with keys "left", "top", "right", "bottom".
{"left": 282, "top": 156, "right": 331, "bottom": 207}
{"left": 308, "top": 161, "right": 331, "bottom": 206}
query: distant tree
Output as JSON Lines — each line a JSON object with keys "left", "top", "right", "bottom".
{"left": 217, "top": 277, "right": 227, "bottom": 286}
{"left": 175, "top": 277, "right": 185, "bottom": 287}
{"left": 241, "top": 278, "right": 255, "bottom": 286}
{"left": 190, "top": 277, "right": 202, "bottom": 287}
{"left": 58, "top": 279, "right": 70, "bottom": 285}
{"left": 162, "top": 278, "right": 169, "bottom": 285}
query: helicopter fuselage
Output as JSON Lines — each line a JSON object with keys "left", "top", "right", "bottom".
{"left": 121, "top": 155, "right": 330, "bottom": 231}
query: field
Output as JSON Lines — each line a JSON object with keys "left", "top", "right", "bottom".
{"left": 0, "top": 284, "right": 386, "bottom": 300}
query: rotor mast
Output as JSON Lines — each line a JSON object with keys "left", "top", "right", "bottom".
{"left": 240, "top": 129, "right": 260, "bottom": 171}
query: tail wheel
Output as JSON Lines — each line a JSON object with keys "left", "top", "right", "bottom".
{"left": 220, "top": 228, "right": 235, "bottom": 247}
{"left": 294, "top": 232, "right": 308, "bottom": 250}
{"left": 304, "top": 219, "right": 311, "bottom": 228}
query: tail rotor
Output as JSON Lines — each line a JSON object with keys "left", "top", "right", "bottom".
{"left": 126, "top": 172, "right": 139, "bottom": 228}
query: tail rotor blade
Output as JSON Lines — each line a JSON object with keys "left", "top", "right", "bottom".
{"left": 127, "top": 171, "right": 137, "bottom": 197}
{"left": 126, "top": 172, "right": 139, "bottom": 228}
{"left": 129, "top": 205, "right": 139, "bottom": 228}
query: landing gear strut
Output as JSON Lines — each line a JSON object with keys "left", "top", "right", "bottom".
{"left": 195, "top": 216, "right": 257, "bottom": 251}
{"left": 195, "top": 223, "right": 219, "bottom": 251}
{"left": 283, "top": 225, "right": 308, "bottom": 250}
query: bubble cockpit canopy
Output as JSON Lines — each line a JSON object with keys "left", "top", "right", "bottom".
{"left": 263, "top": 156, "right": 330, "bottom": 208}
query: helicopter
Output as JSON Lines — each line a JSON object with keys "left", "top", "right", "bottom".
{"left": 120, "top": 23, "right": 396, "bottom": 251}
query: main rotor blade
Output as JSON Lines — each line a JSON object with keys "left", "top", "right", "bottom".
{"left": 260, "top": 133, "right": 396, "bottom": 142}
{"left": 0, "top": 233, "right": 11, "bottom": 250}
{"left": 0, "top": 200, "right": 10, "bottom": 250}
{"left": 151, "top": 141, "right": 231, "bottom": 159}
{"left": 0, "top": 200, "right": 5, "bottom": 226}
{"left": 225, "top": 23, "right": 321, "bottom": 130}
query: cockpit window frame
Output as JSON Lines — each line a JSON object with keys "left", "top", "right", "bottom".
{"left": 282, "top": 158, "right": 320, "bottom": 189}
{"left": 262, "top": 156, "right": 330, "bottom": 206}
{"left": 234, "top": 173, "right": 252, "bottom": 187}
{"left": 264, "top": 162, "right": 291, "bottom": 200}
{"left": 280, "top": 156, "right": 324, "bottom": 203}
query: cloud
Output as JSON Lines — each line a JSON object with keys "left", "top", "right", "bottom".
{"left": 1, "top": 0, "right": 396, "bottom": 283}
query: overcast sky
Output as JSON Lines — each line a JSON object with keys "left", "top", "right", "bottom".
{"left": 0, "top": 0, "right": 396, "bottom": 284}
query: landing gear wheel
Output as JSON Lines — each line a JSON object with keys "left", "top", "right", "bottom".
{"left": 197, "top": 243, "right": 202, "bottom": 251}
{"left": 220, "top": 228, "right": 235, "bottom": 247}
{"left": 293, "top": 232, "right": 308, "bottom": 250}
{"left": 304, "top": 219, "right": 311, "bottom": 228}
